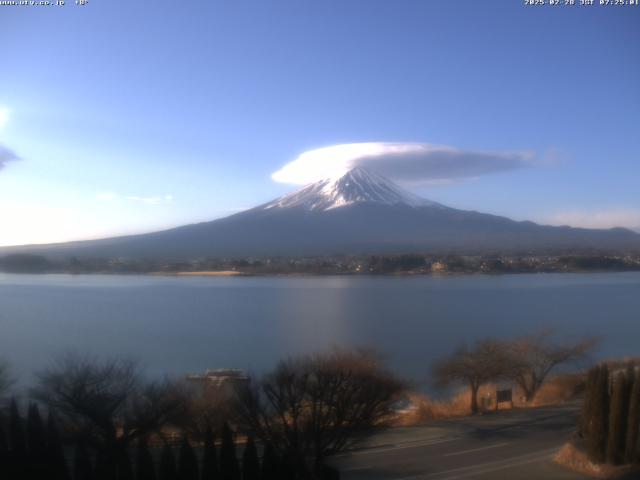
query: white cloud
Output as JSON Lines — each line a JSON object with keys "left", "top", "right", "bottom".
{"left": 271, "top": 142, "right": 536, "bottom": 185}
{"left": 0, "top": 144, "right": 19, "bottom": 171}
{"left": 543, "top": 209, "right": 640, "bottom": 232}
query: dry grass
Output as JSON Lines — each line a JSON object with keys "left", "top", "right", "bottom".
{"left": 395, "top": 374, "right": 586, "bottom": 426}
{"left": 554, "top": 442, "right": 605, "bottom": 478}
{"left": 553, "top": 442, "right": 640, "bottom": 479}
{"left": 396, "top": 385, "right": 515, "bottom": 426}
{"left": 531, "top": 373, "right": 586, "bottom": 407}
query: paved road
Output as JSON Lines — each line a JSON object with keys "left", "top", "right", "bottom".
{"left": 331, "top": 404, "right": 589, "bottom": 480}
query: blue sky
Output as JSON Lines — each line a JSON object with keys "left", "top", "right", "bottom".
{"left": 0, "top": 0, "right": 638, "bottom": 246}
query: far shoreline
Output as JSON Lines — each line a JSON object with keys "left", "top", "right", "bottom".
{"left": 151, "top": 270, "right": 250, "bottom": 277}
{"left": 3, "top": 269, "right": 640, "bottom": 279}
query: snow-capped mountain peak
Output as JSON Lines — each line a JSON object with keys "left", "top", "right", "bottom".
{"left": 262, "top": 167, "right": 443, "bottom": 211}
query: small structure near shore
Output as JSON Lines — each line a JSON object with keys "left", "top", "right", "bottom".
{"left": 186, "top": 368, "right": 248, "bottom": 398}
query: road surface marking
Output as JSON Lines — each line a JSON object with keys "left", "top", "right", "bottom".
{"left": 343, "top": 466, "right": 372, "bottom": 472}
{"left": 441, "top": 442, "right": 510, "bottom": 457}
{"left": 342, "top": 436, "right": 462, "bottom": 456}
{"left": 396, "top": 447, "right": 559, "bottom": 480}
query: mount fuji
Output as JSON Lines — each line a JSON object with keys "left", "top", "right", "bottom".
{"left": 3, "top": 167, "right": 639, "bottom": 259}
{"left": 261, "top": 167, "right": 441, "bottom": 212}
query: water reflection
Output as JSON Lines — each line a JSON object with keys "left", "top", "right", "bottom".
{"left": 0, "top": 272, "right": 639, "bottom": 389}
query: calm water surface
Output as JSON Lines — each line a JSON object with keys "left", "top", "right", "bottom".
{"left": 1, "top": 272, "right": 639, "bottom": 388}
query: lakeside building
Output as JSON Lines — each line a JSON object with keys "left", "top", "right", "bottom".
{"left": 185, "top": 368, "right": 248, "bottom": 398}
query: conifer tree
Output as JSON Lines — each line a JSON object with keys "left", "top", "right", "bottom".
{"left": 27, "top": 403, "right": 47, "bottom": 479}
{"left": 588, "top": 364, "right": 610, "bottom": 464}
{"left": 159, "top": 443, "right": 179, "bottom": 480}
{"left": 201, "top": 428, "right": 219, "bottom": 480}
{"left": 178, "top": 437, "right": 199, "bottom": 480}
{"left": 241, "top": 436, "right": 260, "bottom": 480}
{"left": 626, "top": 366, "right": 640, "bottom": 464}
{"left": 580, "top": 366, "right": 599, "bottom": 436}
{"left": 46, "top": 412, "right": 71, "bottom": 480}
{"left": 607, "top": 372, "right": 630, "bottom": 465}
{"left": 74, "top": 441, "right": 94, "bottom": 480}
{"left": 117, "top": 447, "right": 134, "bottom": 480}
{"left": 316, "top": 464, "right": 340, "bottom": 480}
{"left": 625, "top": 363, "right": 635, "bottom": 389}
{"left": 9, "top": 399, "right": 27, "bottom": 478}
{"left": 278, "top": 451, "right": 296, "bottom": 480}
{"left": 0, "top": 420, "right": 9, "bottom": 480}
{"left": 9, "top": 399, "right": 26, "bottom": 451}
{"left": 260, "top": 443, "right": 279, "bottom": 480}
{"left": 136, "top": 437, "right": 157, "bottom": 480}
{"left": 94, "top": 448, "right": 116, "bottom": 480}
{"left": 219, "top": 423, "right": 240, "bottom": 480}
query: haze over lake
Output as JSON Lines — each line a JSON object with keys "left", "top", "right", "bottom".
{"left": 2, "top": 272, "right": 639, "bottom": 389}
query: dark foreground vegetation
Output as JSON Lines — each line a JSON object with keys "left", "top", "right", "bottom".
{"left": 579, "top": 361, "right": 640, "bottom": 466}
{"left": 0, "top": 333, "right": 634, "bottom": 479}
{"left": 552, "top": 359, "right": 640, "bottom": 478}
{"left": 0, "top": 350, "right": 403, "bottom": 480}
{"left": 2, "top": 252, "right": 640, "bottom": 275}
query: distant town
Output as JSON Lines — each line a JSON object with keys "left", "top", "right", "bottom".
{"left": 2, "top": 252, "right": 640, "bottom": 275}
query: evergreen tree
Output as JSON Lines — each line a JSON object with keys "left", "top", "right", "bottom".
{"left": 260, "top": 443, "right": 279, "bottom": 480}
{"left": 0, "top": 420, "right": 9, "bottom": 480}
{"left": 241, "top": 436, "right": 260, "bottom": 480}
{"left": 607, "top": 372, "right": 630, "bottom": 465}
{"left": 136, "top": 438, "right": 157, "bottom": 480}
{"left": 27, "top": 403, "right": 48, "bottom": 479}
{"left": 278, "top": 451, "right": 297, "bottom": 480}
{"left": 580, "top": 366, "right": 599, "bottom": 436}
{"left": 201, "top": 428, "right": 219, "bottom": 480}
{"left": 46, "top": 412, "right": 71, "bottom": 480}
{"left": 9, "top": 398, "right": 27, "bottom": 479}
{"left": 588, "top": 364, "right": 610, "bottom": 464}
{"left": 178, "top": 437, "right": 199, "bottom": 480}
{"left": 94, "top": 448, "right": 117, "bottom": 480}
{"left": 117, "top": 447, "right": 134, "bottom": 480}
{"left": 316, "top": 464, "right": 340, "bottom": 480}
{"left": 626, "top": 366, "right": 640, "bottom": 464}
{"left": 219, "top": 423, "right": 240, "bottom": 480}
{"left": 625, "top": 363, "right": 635, "bottom": 389}
{"left": 159, "top": 443, "right": 179, "bottom": 480}
{"left": 74, "top": 441, "right": 94, "bottom": 480}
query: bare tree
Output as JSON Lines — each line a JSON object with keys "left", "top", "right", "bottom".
{"left": 503, "top": 332, "right": 598, "bottom": 402}
{"left": 32, "top": 353, "right": 186, "bottom": 461}
{"left": 433, "top": 340, "right": 508, "bottom": 415}
{"left": 172, "top": 380, "right": 235, "bottom": 440}
{"left": 234, "top": 349, "right": 405, "bottom": 478}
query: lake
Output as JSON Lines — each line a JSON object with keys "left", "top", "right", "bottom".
{"left": 1, "top": 272, "right": 639, "bottom": 389}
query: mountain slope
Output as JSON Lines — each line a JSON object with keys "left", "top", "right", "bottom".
{"left": 2, "top": 168, "right": 639, "bottom": 259}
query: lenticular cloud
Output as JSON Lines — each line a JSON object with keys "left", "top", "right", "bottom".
{"left": 271, "top": 142, "right": 535, "bottom": 186}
